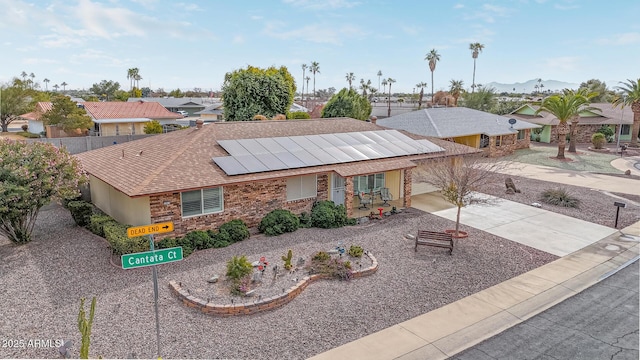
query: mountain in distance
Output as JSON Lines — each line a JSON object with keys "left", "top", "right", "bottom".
{"left": 484, "top": 79, "right": 580, "bottom": 94}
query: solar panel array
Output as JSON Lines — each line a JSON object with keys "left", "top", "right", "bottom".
{"left": 213, "top": 130, "right": 444, "bottom": 176}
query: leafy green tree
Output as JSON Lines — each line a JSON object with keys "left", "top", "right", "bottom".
{"left": 321, "top": 88, "right": 371, "bottom": 121}
{"left": 460, "top": 85, "right": 497, "bottom": 112}
{"left": 613, "top": 79, "right": 640, "bottom": 147}
{"left": 222, "top": 65, "right": 295, "bottom": 121}
{"left": 144, "top": 120, "right": 163, "bottom": 134}
{"left": 0, "top": 140, "right": 86, "bottom": 243}
{"left": 536, "top": 89, "right": 599, "bottom": 158}
{"left": 41, "top": 94, "right": 93, "bottom": 133}
{"left": 168, "top": 88, "right": 184, "bottom": 98}
{"left": 113, "top": 90, "right": 130, "bottom": 102}
{"left": 449, "top": 79, "right": 464, "bottom": 106}
{"left": 0, "top": 82, "right": 32, "bottom": 132}
{"left": 89, "top": 80, "right": 120, "bottom": 101}
{"left": 579, "top": 79, "right": 611, "bottom": 103}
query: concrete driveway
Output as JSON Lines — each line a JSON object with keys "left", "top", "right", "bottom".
{"left": 415, "top": 193, "right": 619, "bottom": 257}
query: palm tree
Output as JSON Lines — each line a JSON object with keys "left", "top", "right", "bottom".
{"left": 415, "top": 82, "right": 428, "bottom": 109}
{"left": 301, "top": 64, "right": 308, "bottom": 104}
{"left": 53, "top": 84, "right": 59, "bottom": 92}
{"left": 377, "top": 70, "right": 382, "bottom": 93}
{"left": 425, "top": 49, "right": 440, "bottom": 105}
{"left": 449, "top": 80, "right": 464, "bottom": 106}
{"left": 387, "top": 78, "right": 396, "bottom": 117}
{"left": 29, "top": 73, "right": 36, "bottom": 89}
{"left": 537, "top": 78, "right": 542, "bottom": 92}
{"left": 20, "top": 71, "right": 27, "bottom": 83}
{"left": 134, "top": 74, "right": 142, "bottom": 89}
{"left": 43, "top": 78, "right": 50, "bottom": 91}
{"left": 305, "top": 76, "right": 311, "bottom": 107}
{"left": 540, "top": 83, "right": 545, "bottom": 94}
{"left": 127, "top": 68, "right": 134, "bottom": 92}
{"left": 469, "top": 43, "right": 484, "bottom": 93}
{"left": 61, "top": 82, "right": 68, "bottom": 92}
{"left": 535, "top": 89, "right": 599, "bottom": 159}
{"left": 310, "top": 61, "right": 320, "bottom": 100}
{"left": 359, "top": 79, "right": 372, "bottom": 97}
{"left": 613, "top": 78, "right": 640, "bottom": 147}
{"left": 534, "top": 84, "right": 539, "bottom": 95}
{"left": 346, "top": 72, "right": 355, "bottom": 89}
{"left": 381, "top": 79, "right": 388, "bottom": 95}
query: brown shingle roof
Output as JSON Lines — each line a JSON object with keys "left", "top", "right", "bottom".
{"left": 82, "top": 101, "right": 180, "bottom": 120}
{"left": 76, "top": 118, "right": 476, "bottom": 197}
{"left": 511, "top": 103, "right": 632, "bottom": 126}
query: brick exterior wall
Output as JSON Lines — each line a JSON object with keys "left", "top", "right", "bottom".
{"left": 548, "top": 124, "right": 604, "bottom": 144}
{"left": 484, "top": 130, "right": 531, "bottom": 157}
{"left": 151, "top": 174, "right": 329, "bottom": 238}
{"left": 344, "top": 176, "right": 354, "bottom": 216}
{"left": 403, "top": 168, "right": 412, "bottom": 207}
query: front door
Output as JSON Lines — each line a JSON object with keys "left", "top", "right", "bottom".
{"left": 331, "top": 174, "right": 345, "bottom": 206}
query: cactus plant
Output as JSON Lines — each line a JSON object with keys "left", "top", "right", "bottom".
{"left": 282, "top": 249, "right": 293, "bottom": 270}
{"left": 77, "top": 297, "right": 96, "bottom": 359}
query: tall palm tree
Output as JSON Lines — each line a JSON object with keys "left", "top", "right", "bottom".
{"left": 301, "top": 64, "right": 308, "bottom": 104}
{"left": 43, "top": 78, "right": 50, "bottom": 91}
{"left": 387, "top": 78, "right": 396, "bottom": 117}
{"left": 53, "top": 84, "right": 59, "bottom": 92}
{"left": 415, "top": 82, "right": 427, "bottom": 109}
{"left": 20, "top": 71, "right": 27, "bottom": 83}
{"left": 381, "top": 79, "right": 388, "bottom": 95}
{"left": 61, "top": 82, "right": 68, "bottom": 92}
{"left": 310, "top": 61, "right": 320, "bottom": 100}
{"left": 537, "top": 78, "right": 542, "bottom": 92}
{"left": 305, "top": 76, "right": 311, "bottom": 107}
{"left": 534, "top": 84, "right": 539, "bottom": 94}
{"left": 346, "top": 72, "right": 355, "bottom": 89}
{"left": 29, "top": 73, "right": 36, "bottom": 89}
{"left": 127, "top": 68, "right": 135, "bottom": 91}
{"left": 359, "top": 79, "right": 372, "bottom": 97}
{"left": 377, "top": 70, "right": 382, "bottom": 93}
{"left": 469, "top": 43, "right": 484, "bottom": 93}
{"left": 535, "top": 89, "right": 599, "bottom": 158}
{"left": 449, "top": 79, "right": 464, "bottom": 106}
{"left": 134, "top": 74, "right": 142, "bottom": 89}
{"left": 425, "top": 49, "right": 440, "bottom": 105}
{"left": 613, "top": 78, "right": 640, "bottom": 147}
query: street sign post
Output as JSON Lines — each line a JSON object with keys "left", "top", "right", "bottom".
{"left": 127, "top": 222, "right": 174, "bottom": 238}
{"left": 124, "top": 222, "right": 175, "bottom": 358}
{"left": 121, "top": 247, "right": 183, "bottom": 269}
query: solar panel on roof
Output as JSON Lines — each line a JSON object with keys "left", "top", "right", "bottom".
{"left": 347, "top": 132, "right": 377, "bottom": 144}
{"left": 254, "top": 153, "right": 288, "bottom": 171}
{"left": 237, "top": 138, "right": 269, "bottom": 155}
{"left": 310, "top": 149, "right": 340, "bottom": 163}
{"left": 255, "top": 138, "right": 288, "bottom": 153}
{"left": 290, "top": 135, "right": 320, "bottom": 150}
{"left": 304, "top": 135, "right": 333, "bottom": 149}
{"left": 213, "top": 156, "right": 249, "bottom": 175}
{"left": 234, "top": 154, "right": 270, "bottom": 173}
{"left": 273, "top": 137, "right": 303, "bottom": 151}
{"left": 324, "top": 147, "right": 355, "bottom": 162}
{"left": 352, "top": 144, "right": 385, "bottom": 158}
{"left": 217, "top": 140, "right": 252, "bottom": 156}
{"left": 377, "top": 141, "right": 410, "bottom": 156}
{"left": 337, "top": 146, "right": 368, "bottom": 161}
{"left": 291, "top": 148, "right": 323, "bottom": 166}
{"left": 334, "top": 133, "right": 362, "bottom": 146}
{"left": 273, "top": 151, "right": 306, "bottom": 168}
{"left": 319, "top": 133, "right": 350, "bottom": 147}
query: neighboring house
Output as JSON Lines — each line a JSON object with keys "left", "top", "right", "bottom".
{"left": 128, "top": 97, "right": 210, "bottom": 117}
{"left": 377, "top": 107, "right": 540, "bottom": 157}
{"left": 510, "top": 103, "right": 634, "bottom": 144}
{"left": 21, "top": 101, "right": 182, "bottom": 137}
{"left": 194, "top": 102, "right": 224, "bottom": 122}
{"left": 76, "top": 117, "right": 477, "bottom": 238}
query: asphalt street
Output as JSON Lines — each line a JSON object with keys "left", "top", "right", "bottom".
{"left": 451, "top": 260, "right": 639, "bottom": 360}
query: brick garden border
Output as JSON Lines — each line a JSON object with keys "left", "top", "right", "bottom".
{"left": 169, "top": 252, "right": 378, "bottom": 316}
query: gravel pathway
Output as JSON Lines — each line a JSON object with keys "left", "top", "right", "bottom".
{"left": 1, "top": 174, "right": 637, "bottom": 359}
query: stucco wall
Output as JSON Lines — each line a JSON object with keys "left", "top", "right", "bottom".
{"left": 454, "top": 134, "right": 480, "bottom": 148}
{"left": 89, "top": 175, "right": 151, "bottom": 225}
{"left": 99, "top": 122, "right": 148, "bottom": 136}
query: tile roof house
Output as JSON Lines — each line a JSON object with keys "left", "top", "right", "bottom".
{"left": 377, "top": 107, "right": 541, "bottom": 157}
{"left": 76, "top": 117, "right": 477, "bottom": 238}
{"left": 510, "top": 103, "right": 635, "bottom": 144}
{"left": 127, "top": 97, "right": 211, "bottom": 117}
{"left": 21, "top": 101, "right": 181, "bottom": 138}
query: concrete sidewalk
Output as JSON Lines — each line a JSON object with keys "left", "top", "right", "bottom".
{"left": 495, "top": 161, "right": 640, "bottom": 196}
{"left": 309, "top": 222, "right": 640, "bottom": 360}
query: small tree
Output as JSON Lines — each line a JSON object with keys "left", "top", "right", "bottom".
{"left": 41, "top": 95, "right": 93, "bottom": 134}
{"left": 0, "top": 140, "right": 86, "bottom": 243}
{"left": 321, "top": 88, "right": 371, "bottom": 120}
{"left": 143, "top": 120, "right": 163, "bottom": 134}
{"left": 414, "top": 151, "right": 508, "bottom": 236}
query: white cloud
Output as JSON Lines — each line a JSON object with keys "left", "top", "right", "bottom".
{"left": 176, "top": 2, "right": 203, "bottom": 12}
{"left": 263, "top": 22, "right": 365, "bottom": 44}
{"left": 463, "top": 4, "right": 510, "bottom": 23}
{"left": 554, "top": 3, "right": 579, "bottom": 10}
{"left": 24, "top": 57, "right": 58, "bottom": 65}
{"left": 596, "top": 32, "right": 640, "bottom": 46}
{"left": 233, "top": 35, "right": 245, "bottom": 44}
{"left": 454, "top": 4, "right": 464, "bottom": 9}
{"left": 282, "top": 0, "right": 360, "bottom": 10}
{"left": 543, "top": 56, "right": 581, "bottom": 72}
{"left": 251, "top": 15, "right": 263, "bottom": 20}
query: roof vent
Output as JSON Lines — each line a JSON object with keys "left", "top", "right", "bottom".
{"left": 195, "top": 119, "right": 204, "bottom": 129}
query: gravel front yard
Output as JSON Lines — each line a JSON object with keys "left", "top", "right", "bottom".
{"left": 0, "top": 175, "right": 637, "bottom": 359}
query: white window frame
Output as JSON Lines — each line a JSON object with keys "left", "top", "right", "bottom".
{"left": 286, "top": 175, "right": 317, "bottom": 201}
{"left": 180, "top": 187, "right": 224, "bottom": 218}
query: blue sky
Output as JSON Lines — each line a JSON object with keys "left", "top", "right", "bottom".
{"left": 1, "top": 0, "right": 638, "bottom": 94}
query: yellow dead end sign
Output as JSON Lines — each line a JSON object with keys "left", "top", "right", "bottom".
{"left": 127, "top": 222, "right": 174, "bottom": 238}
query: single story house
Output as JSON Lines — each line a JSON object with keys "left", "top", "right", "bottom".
{"left": 377, "top": 107, "right": 541, "bottom": 157}
{"left": 193, "top": 102, "right": 224, "bottom": 122}
{"left": 75, "top": 117, "right": 477, "bottom": 238}
{"left": 21, "top": 101, "right": 182, "bottom": 137}
{"left": 128, "top": 97, "right": 210, "bottom": 117}
{"left": 509, "top": 103, "right": 635, "bottom": 144}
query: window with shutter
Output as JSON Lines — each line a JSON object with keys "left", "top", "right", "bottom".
{"left": 286, "top": 175, "right": 317, "bottom": 201}
{"left": 181, "top": 187, "right": 224, "bottom": 217}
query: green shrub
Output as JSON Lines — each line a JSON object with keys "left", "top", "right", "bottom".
{"left": 287, "top": 111, "right": 311, "bottom": 119}
{"left": 219, "top": 219, "right": 250, "bottom": 243}
{"left": 298, "top": 212, "right": 312, "bottom": 228}
{"left": 591, "top": 132, "right": 606, "bottom": 149}
{"left": 226, "top": 255, "right": 253, "bottom": 281}
{"left": 258, "top": 209, "right": 300, "bottom": 236}
{"left": 346, "top": 218, "right": 357, "bottom": 226}
{"left": 282, "top": 249, "right": 293, "bottom": 270}
{"left": 306, "top": 256, "right": 352, "bottom": 281}
{"left": 156, "top": 237, "right": 178, "bottom": 249}
{"left": 144, "top": 120, "right": 163, "bottom": 134}
{"left": 103, "top": 222, "right": 148, "bottom": 256}
{"left": 176, "top": 237, "right": 194, "bottom": 257}
{"left": 67, "top": 200, "right": 94, "bottom": 227}
{"left": 540, "top": 188, "right": 580, "bottom": 208}
{"left": 89, "top": 214, "right": 117, "bottom": 237}
{"left": 348, "top": 245, "right": 364, "bottom": 258}
{"left": 596, "top": 125, "right": 614, "bottom": 140}
{"left": 16, "top": 131, "right": 41, "bottom": 138}
{"left": 312, "top": 251, "right": 331, "bottom": 261}
{"left": 184, "top": 230, "right": 210, "bottom": 250}
{"left": 311, "top": 201, "right": 348, "bottom": 228}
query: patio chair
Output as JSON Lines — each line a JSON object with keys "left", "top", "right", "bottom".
{"left": 380, "top": 187, "right": 393, "bottom": 206}
{"left": 358, "top": 192, "right": 372, "bottom": 209}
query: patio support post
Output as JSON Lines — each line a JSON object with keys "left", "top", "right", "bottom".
{"left": 403, "top": 168, "right": 412, "bottom": 208}
{"left": 345, "top": 177, "right": 354, "bottom": 216}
